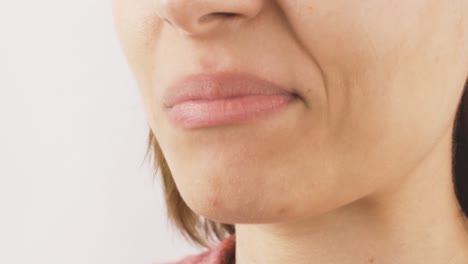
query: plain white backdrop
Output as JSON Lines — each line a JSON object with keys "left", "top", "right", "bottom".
{"left": 3, "top": 1, "right": 200, "bottom": 263}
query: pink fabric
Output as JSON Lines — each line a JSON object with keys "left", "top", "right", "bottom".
{"left": 164, "top": 235, "right": 236, "bottom": 264}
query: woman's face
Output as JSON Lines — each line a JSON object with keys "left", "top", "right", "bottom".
{"left": 113, "top": 1, "right": 468, "bottom": 223}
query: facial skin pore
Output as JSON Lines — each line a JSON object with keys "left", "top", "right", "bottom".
{"left": 112, "top": 0, "right": 468, "bottom": 263}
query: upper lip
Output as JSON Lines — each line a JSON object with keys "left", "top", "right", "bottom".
{"left": 162, "top": 72, "right": 299, "bottom": 109}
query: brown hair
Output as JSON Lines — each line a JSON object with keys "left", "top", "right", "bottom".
{"left": 145, "top": 81, "right": 468, "bottom": 248}
{"left": 453, "top": 81, "right": 468, "bottom": 217}
{"left": 145, "top": 134, "right": 235, "bottom": 248}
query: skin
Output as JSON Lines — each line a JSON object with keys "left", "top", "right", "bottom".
{"left": 112, "top": 0, "right": 468, "bottom": 263}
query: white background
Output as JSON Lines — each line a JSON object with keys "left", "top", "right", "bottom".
{"left": 2, "top": 1, "right": 200, "bottom": 263}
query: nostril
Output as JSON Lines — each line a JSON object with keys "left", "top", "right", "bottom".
{"left": 213, "top": 12, "right": 237, "bottom": 17}
{"left": 199, "top": 12, "right": 239, "bottom": 23}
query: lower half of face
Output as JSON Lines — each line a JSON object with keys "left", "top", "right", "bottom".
{"left": 113, "top": 0, "right": 468, "bottom": 224}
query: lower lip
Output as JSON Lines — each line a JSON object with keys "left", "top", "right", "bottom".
{"left": 167, "top": 94, "right": 297, "bottom": 129}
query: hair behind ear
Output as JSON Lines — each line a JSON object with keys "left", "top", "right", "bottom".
{"left": 453, "top": 80, "right": 468, "bottom": 217}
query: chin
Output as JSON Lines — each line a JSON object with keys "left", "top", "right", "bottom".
{"left": 172, "top": 172, "right": 279, "bottom": 224}
{"left": 173, "top": 172, "right": 305, "bottom": 224}
{"left": 165, "top": 151, "right": 342, "bottom": 224}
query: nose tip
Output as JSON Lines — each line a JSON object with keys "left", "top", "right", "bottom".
{"left": 156, "top": 0, "right": 265, "bottom": 37}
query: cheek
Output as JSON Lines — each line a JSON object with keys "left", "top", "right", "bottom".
{"left": 279, "top": 0, "right": 436, "bottom": 71}
{"left": 282, "top": 1, "right": 458, "bottom": 132}
{"left": 112, "top": 0, "right": 166, "bottom": 128}
{"left": 112, "top": 0, "right": 163, "bottom": 79}
{"left": 280, "top": 0, "right": 463, "bottom": 188}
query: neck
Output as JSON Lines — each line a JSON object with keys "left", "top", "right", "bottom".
{"left": 235, "top": 130, "right": 468, "bottom": 264}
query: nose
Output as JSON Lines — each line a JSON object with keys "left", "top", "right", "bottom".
{"left": 156, "top": 0, "right": 265, "bottom": 37}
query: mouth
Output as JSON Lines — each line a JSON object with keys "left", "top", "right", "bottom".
{"left": 163, "top": 72, "right": 301, "bottom": 129}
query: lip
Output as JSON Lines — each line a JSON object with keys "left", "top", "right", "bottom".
{"left": 163, "top": 72, "right": 300, "bottom": 129}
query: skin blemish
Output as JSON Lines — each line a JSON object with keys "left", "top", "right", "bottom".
{"left": 208, "top": 195, "right": 220, "bottom": 208}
